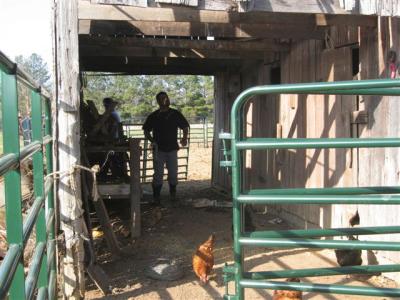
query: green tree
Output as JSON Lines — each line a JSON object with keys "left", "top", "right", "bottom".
{"left": 15, "top": 53, "right": 52, "bottom": 90}
{"left": 82, "top": 74, "right": 214, "bottom": 121}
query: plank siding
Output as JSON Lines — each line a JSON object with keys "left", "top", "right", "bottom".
{"left": 55, "top": 0, "right": 86, "bottom": 298}
{"left": 357, "top": 17, "right": 400, "bottom": 281}
{"left": 274, "top": 40, "right": 356, "bottom": 229}
{"left": 340, "top": 0, "right": 400, "bottom": 16}
{"left": 212, "top": 70, "right": 241, "bottom": 190}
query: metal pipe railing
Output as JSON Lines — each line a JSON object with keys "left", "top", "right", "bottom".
{"left": 243, "top": 186, "right": 400, "bottom": 195}
{"left": 242, "top": 225, "right": 400, "bottom": 239}
{"left": 0, "top": 52, "right": 55, "bottom": 300}
{"left": 236, "top": 137, "right": 400, "bottom": 150}
{"left": 239, "top": 280, "right": 400, "bottom": 297}
{"left": 237, "top": 194, "right": 400, "bottom": 204}
{"left": 25, "top": 242, "right": 46, "bottom": 300}
{"left": 0, "top": 245, "right": 23, "bottom": 299}
{"left": 223, "top": 79, "right": 400, "bottom": 300}
{"left": 23, "top": 196, "right": 45, "bottom": 246}
{"left": 239, "top": 237, "right": 400, "bottom": 251}
{"left": 20, "top": 141, "right": 42, "bottom": 162}
{"left": 0, "top": 50, "right": 50, "bottom": 99}
{"left": 244, "top": 264, "right": 400, "bottom": 280}
{"left": 0, "top": 153, "right": 19, "bottom": 176}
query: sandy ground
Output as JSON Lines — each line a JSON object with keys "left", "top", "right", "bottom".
{"left": 85, "top": 146, "right": 399, "bottom": 300}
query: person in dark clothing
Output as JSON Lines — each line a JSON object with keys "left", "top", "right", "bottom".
{"left": 143, "top": 91, "right": 189, "bottom": 205}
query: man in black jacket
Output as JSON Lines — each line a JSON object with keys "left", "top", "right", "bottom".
{"left": 143, "top": 92, "right": 189, "bottom": 205}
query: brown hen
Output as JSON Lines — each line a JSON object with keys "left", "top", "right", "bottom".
{"left": 273, "top": 278, "right": 302, "bottom": 300}
{"left": 192, "top": 234, "right": 215, "bottom": 283}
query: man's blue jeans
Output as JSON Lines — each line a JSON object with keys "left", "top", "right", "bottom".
{"left": 153, "top": 150, "right": 178, "bottom": 187}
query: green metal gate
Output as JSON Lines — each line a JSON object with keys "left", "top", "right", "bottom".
{"left": 220, "top": 79, "right": 400, "bottom": 299}
{"left": 0, "top": 52, "right": 56, "bottom": 299}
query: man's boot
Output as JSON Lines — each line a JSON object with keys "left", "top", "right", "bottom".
{"left": 152, "top": 184, "right": 162, "bottom": 206}
{"left": 169, "top": 184, "right": 177, "bottom": 202}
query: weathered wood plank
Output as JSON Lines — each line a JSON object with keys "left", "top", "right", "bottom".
{"left": 79, "top": 20, "right": 326, "bottom": 39}
{"left": 80, "top": 1, "right": 310, "bottom": 24}
{"left": 55, "top": 0, "right": 85, "bottom": 298}
{"left": 79, "top": 35, "right": 290, "bottom": 52}
{"left": 156, "top": 0, "right": 198, "bottom": 6}
{"left": 340, "top": 0, "right": 400, "bottom": 16}
{"left": 79, "top": 45, "right": 271, "bottom": 59}
{"left": 91, "top": 0, "right": 147, "bottom": 6}
{"left": 249, "top": 0, "right": 346, "bottom": 14}
{"left": 80, "top": 56, "right": 243, "bottom": 74}
{"left": 129, "top": 139, "right": 141, "bottom": 238}
{"left": 87, "top": 0, "right": 348, "bottom": 14}
{"left": 357, "top": 17, "right": 400, "bottom": 282}
{"left": 79, "top": 1, "right": 376, "bottom": 27}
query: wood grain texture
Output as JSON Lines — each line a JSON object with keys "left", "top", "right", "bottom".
{"left": 78, "top": 20, "right": 325, "bottom": 39}
{"left": 55, "top": 0, "right": 85, "bottom": 298}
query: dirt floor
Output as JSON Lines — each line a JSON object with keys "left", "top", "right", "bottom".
{"left": 85, "top": 146, "right": 399, "bottom": 300}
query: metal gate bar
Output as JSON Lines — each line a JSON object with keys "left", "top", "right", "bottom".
{"left": 220, "top": 79, "right": 400, "bottom": 299}
{"left": 0, "top": 51, "right": 55, "bottom": 299}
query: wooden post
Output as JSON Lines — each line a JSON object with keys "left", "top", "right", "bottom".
{"left": 130, "top": 138, "right": 141, "bottom": 238}
{"left": 55, "top": 0, "right": 85, "bottom": 298}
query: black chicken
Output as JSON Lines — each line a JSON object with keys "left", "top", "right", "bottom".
{"left": 335, "top": 235, "right": 362, "bottom": 266}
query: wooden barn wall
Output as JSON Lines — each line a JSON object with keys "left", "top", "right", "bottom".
{"left": 212, "top": 62, "right": 275, "bottom": 190}
{"left": 356, "top": 17, "right": 400, "bottom": 279}
{"left": 340, "top": 0, "right": 400, "bottom": 16}
{"left": 212, "top": 70, "right": 241, "bottom": 190}
{"left": 240, "top": 61, "right": 277, "bottom": 190}
{"left": 271, "top": 35, "right": 357, "bottom": 229}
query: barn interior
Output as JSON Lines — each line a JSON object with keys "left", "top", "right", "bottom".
{"left": 72, "top": 0, "right": 400, "bottom": 298}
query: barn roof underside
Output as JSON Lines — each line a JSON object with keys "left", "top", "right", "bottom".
{"left": 78, "top": 0, "right": 378, "bottom": 75}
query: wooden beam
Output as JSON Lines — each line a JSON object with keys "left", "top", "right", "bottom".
{"left": 245, "top": 0, "right": 347, "bottom": 14}
{"left": 78, "top": 1, "right": 376, "bottom": 27}
{"left": 129, "top": 139, "right": 141, "bottom": 238}
{"left": 79, "top": 35, "right": 290, "bottom": 52}
{"left": 79, "top": 45, "right": 272, "bottom": 59}
{"left": 79, "top": 1, "right": 314, "bottom": 24}
{"left": 315, "top": 14, "right": 376, "bottom": 27}
{"left": 79, "top": 20, "right": 326, "bottom": 39}
{"left": 55, "top": 0, "right": 85, "bottom": 298}
{"left": 79, "top": 56, "right": 244, "bottom": 74}
{"left": 90, "top": 0, "right": 235, "bottom": 10}
{"left": 80, "top": 0, "right": 346, "bottom": 14}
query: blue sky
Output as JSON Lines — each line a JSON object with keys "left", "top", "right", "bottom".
{"left": 0, "top": 0, "right": 53, "bottom": 67}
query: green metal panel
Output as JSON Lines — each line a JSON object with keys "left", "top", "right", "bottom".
{"left": 239, "top": 237, "right": 400, "bottom": 251}
{"left": 31, "top": 90, "right": 48, "bottom": 289}
{"left": 0, "top": 153, "right": 19, "bottom": 176}
{"left": 23, "top": 196, "right": 45, "bottom": 245}
{"left": 44, "top": 97, "right": 56, "bottom": 287}
{"left": 244, "top": 264, "right": 400, "bottom": 280}
{"left": 0, "top": 245, "right": 23, "bottom": 299}
{"left": 0, "top": 68, "right": 26, "bottom": 299}
{"left": 221, "top": 79, "right": 400, "bottom": 299}
{"left": 242, "top": 225, "right": 400, "bottom": 238}
{"left": 0, "top": 51, "right": 55, "bottom": 299}
{"left": 243, "top": 186, "right": 400, "bottom": 195}
{"left": 25, "top": 242, "right": 46, "bottom": 299}
{"left": 237, "top": 193, "right": 400, "bottom": 204}
{"left": 240, "top": 280, "right": 400, "bottom": 297}
{"left": 236, "top": 137, "right": 400, "bottom": 150}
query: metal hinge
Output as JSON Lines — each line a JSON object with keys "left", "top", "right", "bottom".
{"left": 220, "top": 161, "right": 233, "bottom": 168}
{"left": 219, "top": 132, "right": 232, "bottom": 140}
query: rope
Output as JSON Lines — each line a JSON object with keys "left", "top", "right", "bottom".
{"left": 99, "top": 150, "right": 114, "bottom": 171}
{"left": 45, "top": 164, "right": 101, "bottom": 202}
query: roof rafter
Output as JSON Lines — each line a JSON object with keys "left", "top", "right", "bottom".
{"left": 78, "top": 1, "right": 376, "bottom": 27}
{"left": 79, "top": 36, "right": 290, "bottom": 52}
{"left": 79, "top": 20, "right": 326, "bottom": 39}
